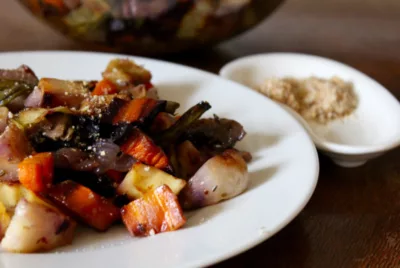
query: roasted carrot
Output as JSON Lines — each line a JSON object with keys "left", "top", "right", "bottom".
{"left": 112, "top": 98, "right": 161, "bottom": 125}
{"left": 120, "top": 128, "right": 171, "bottom": 171}
{"left": 47, "top": 181, "right": 121, "bottom": 232}
{"left": 121, "top": 185, "right": 186, "bottom": 236}
{"left": 19, "top": 152, "right": 54, "bottom": 193}
{"left": 92, "top": 79, "right": 118, "bottom": 96}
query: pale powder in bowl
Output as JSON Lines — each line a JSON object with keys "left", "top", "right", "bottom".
{"left": 258, "top": 76, "right": 358, "bottom": 124}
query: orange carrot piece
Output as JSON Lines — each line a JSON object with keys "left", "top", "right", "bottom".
{"left": 47, "top": 181, "right": 121, "bottom": 231}
{"left": 121, "top": 185, "right": 186, "bottom": 236}
{"left": 120, "top": 128, "right": 171, "bottom": 171}
{"left": 19, "top": 152, "right": 54, "bottom": 193}
{"left": 92, "top": 79, "right": 118, "bottom": 96}
{"left": 112, "top": 98, "right": 159, "bottom": 124}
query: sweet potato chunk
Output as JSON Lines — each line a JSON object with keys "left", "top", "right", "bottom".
{"left": 92, "top": 79, "right": 118, "bottom": 96}
{"left": 113, "top": 98, "right": 162, "bottom": 125}
{"left": 120, "top": 128, "right": 171, "bottom": 171}
{"left": 47, "top": 181, "right": 120, "bottom": 231}
{"left": 121, "top": 185, "right": 186, "bottom": 236}
{"left": 18, "top": 152, "right": 54, "bottom": 193}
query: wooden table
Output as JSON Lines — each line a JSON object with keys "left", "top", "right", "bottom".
{"left": 1, "top": 0, "right": 400, "bottom": 267}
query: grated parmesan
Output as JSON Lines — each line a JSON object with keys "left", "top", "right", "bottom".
{"left": 258, "top": 76, "right": 358, "bottom": 124}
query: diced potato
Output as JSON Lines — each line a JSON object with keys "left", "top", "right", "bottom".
{"left": 0, "top": 202, "right": 11, "bottom": 240}
{"left": 102, "top": 59, "right": 152, "bottom": 86}
{"left": 121, "top": 185, "right": 186, "bottom": 236}
{"left": 1, "top": 198, "right": 76, "bottom": 253}
{"left": 0, "top": 183, "right": 22, "bottom": 212}
{"left": 117, "top": 163, "right": 186, "bottom": 200}
{"left": 0, "top": 182, "right": 57, "bottom": 213}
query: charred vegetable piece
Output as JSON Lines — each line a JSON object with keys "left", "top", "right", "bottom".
{"left": 18, "top": 152, "right": 54, "bottom": 194}
{"left": 121, "top": 185, "right": 186, "bottom": 237}
{"left": 14, "top": 108, "right": 48, "bottom": 128}
{"left": 0, "top": 65, "right": 38, "bottom": 87}
{"left": 92, "top": 79, "right": 118, "bottom": 95}
{"left": 102, "top": 59, "right": 152, "bottom": 87}
{"left": 34, "top": 78, "right": 90, "bottom": 108}
{"left": 106, "top": 170, "right": 125, "bottom": 184}
{"left": 0, "top": 202, "right": 10, "bottom": 240}
{"left": 120, "top": 128, "right": 172, "bottom": 172}
{"left": 113, "top": 98, "right": 166, "bottom": 125}
{"left": 117, "top": 163, "right": 186, "bottom": 200}
{"left": 176, "top": 140, "right": 205, "bottom": 179}
{"left": 180, "top": 149, "right": 249, "bottom": 209}
{"left": 182, "top": 116, "right": 246, "bottom": 149}
{"left": 155, "top": 101, "right": 211, "bottom": 147}
{"left": 0, "top": 81, "right": 33, "bottom": 107}
{"left": 47, "top": 181, "right": 120, "bottom": 231}
{"left": 1, "top": 198, "right": 76, "bottom": 253}
{"left": 53, "top": 168, "right": 116, "bottom": 198}
{"left": 165, "top": 101, "right": 180, "bottom": 114}
{"left": 79, "top": 95, "right": 129, "bottom": 124}
{"left": 149, "top": 112, "right": 178, "bottom": 133}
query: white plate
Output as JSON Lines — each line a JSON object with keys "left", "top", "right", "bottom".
{"left": 0, "top": 51, "right": 319, "bottom": 268}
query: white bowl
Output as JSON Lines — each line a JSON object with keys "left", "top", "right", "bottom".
{"left": 220, "top": 53, "right": 400, "bottom": 167}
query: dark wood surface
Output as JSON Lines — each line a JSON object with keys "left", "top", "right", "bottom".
{"left": 1, "top": 0, "right": 400, "bottom": 267}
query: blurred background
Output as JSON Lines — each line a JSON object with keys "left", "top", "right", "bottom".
{"left": 1, "top": 0, "right": 398, "bottom": 59}
{"left": 1, "top": 0, "right": 399, "bottom": 85}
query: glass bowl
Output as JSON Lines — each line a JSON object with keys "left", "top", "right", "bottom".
{"left": 19, "top": 0, "right": 284, "bottom": 55}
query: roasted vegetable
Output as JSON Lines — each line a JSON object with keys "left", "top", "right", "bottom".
{"left": 176, "top": 140, "right": 205, "bottom": 179}
{"left": 18, "top": 152, "right": 54, "bottom": 193}
{"left": 0, "top": 80, "right": 33, "bottom": 109}
{"left": 0, "top": 183, "right": 22, "bottom": 212}
{"left": 0, "top": 65, "right": 38, "bottom": 87}
{"left": 112, "top": 98, "right": 166, "bottom": 125}
{"left": 92, "top": 79, "right": 118, "bottom": 95}
{"left": 121, "top": 185, "right": 186, "bottom": 237}
{"left": 102, "top": 58, "right": 152, "bottom": 87}
{"left": 53, "top": 168, "right": 116, "bottom": 198}
{"left": 149, "top": 112, "right": 178, "bottom": 133}
{"left": 0, "top": 202, "right": 11, "bottom": 240}
{"left": 30, "top": 78, "right": 90, "bottom": 108}
{"left": 0, "top": 122, "right": 34, "bottom": 182}
{"left": 117, "top": 163, "right": 186, "bottom": 200}
{"left": 1, "top": 198, "right": 76, "bottom": 253}
{"left": 180, "top": 149, "right": 249, "bottom": 209}
{"left": 155, "top": 101, "right": 211, "bottom": 147}
{"left": 47, "top": 180, "right": 120, "bottom": 231}
{"left": 0, "top": 107, "right": 9, "bottom": 134}
{"left": 0, "top": 182, "right": 58, "bottom": 213}
{"left": 182, "top": 116, "right": 246, "bottom": 149}
{"left": 80, "top": 94, "right": 129, "bottom": 123}
{"left": 120, "top": 128, "right": 172, "bottom": 172}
